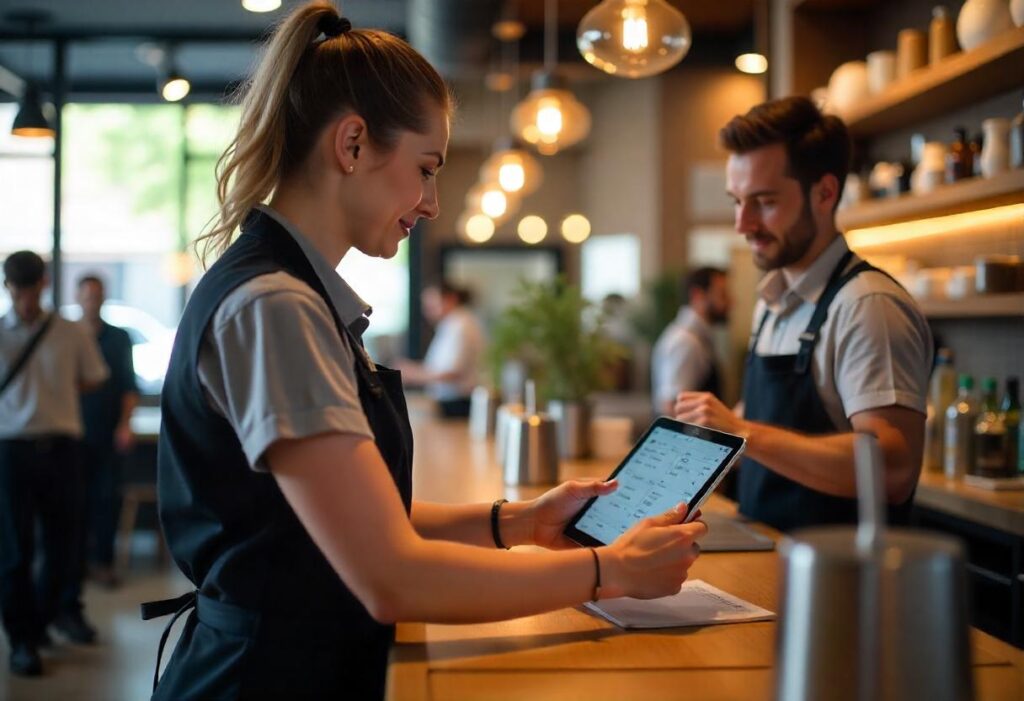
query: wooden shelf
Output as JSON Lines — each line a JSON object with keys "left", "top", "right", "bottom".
{"left": 837, "top": 169, "right": 1024, "bottom": 230}
{"left": 843, "top": 26, "right": 1024, "bottom": 138}
{"left": 917, "top": 293, "right": 1024, "bottom": 319}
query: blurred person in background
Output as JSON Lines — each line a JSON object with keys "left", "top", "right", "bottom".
{"left": 75, "top": 275, "right": 138, "bottom": 589}
{"left": 0, "top": 251, "right": 107, "bottom": 677}
{"left": 400, "top": 281, "right": 485, "bottom": 418}
{"left": 651, "top": 267, "right": 731, "bottom": 416}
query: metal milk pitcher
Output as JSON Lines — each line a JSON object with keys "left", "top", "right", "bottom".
{"left": 503, "top": 381, "right": 560, "bottom": 486}
{"left": 775, "top": 435, "right": 973, "bottom": 701}
{"left": 469, "top": 385, "right": 499, "bottom": 440}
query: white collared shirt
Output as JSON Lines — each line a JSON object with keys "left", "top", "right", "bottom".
{"left": 423, "top": 307, "right": 485, "bottom": 400}
{"left": 651, "top": 306, "right": 716, "bottom": 413}
{"left": 749, "top": 235, "right": 933, "bottom": 429}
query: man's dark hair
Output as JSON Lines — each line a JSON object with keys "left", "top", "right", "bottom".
{"left": 437, "top": 280, "right": 473, "bottom": 306}
{"left": 77, "top": 274, "right": 105, "bottom": 291}
{"left": 683, "top": 267, "right": 726, "bottom": 301}
{"left": 719, "top": 96, "right": 851, "bottom": 207}
{"left": 3, "top": 251, "right": 46, "bottom": 289}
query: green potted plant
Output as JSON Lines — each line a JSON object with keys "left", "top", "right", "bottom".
{"left": 492, "top": 277, "right": 624, "bottom": 458}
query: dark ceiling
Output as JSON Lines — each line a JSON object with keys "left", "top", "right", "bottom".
{"left": 0, "top": 0, "right": 756, "bottom": 100}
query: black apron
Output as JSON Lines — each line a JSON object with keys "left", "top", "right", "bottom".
{"left": 142, "top": 210, "right": 413, "bottom": 700}
{"left": 737, "top": 250, "right": 913, "bottom": 532}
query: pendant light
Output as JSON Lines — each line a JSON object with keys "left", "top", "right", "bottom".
{"left": 511, "top": 0, "right": 591, "bottom": 155}
{"left": 480, "top": 138, "right": 543, "bottom": 197}
{"left": 466, "top": 181, "right": 518, "bottom": 221}
{"left": 517, "top": 215, "right": 548, "bottom": 245}
{"left": 12, "top": 82, "right": 53, "bottom": 138}
{"left": 242, "top": 0, "right": 281, "bottom": 11}
{"left": 577, "top": 0, "right": 692, "bottom": 78}
{"left": 159, "top": 46, "right": 190, "bottom": 102}
{"left": 457, "top": 211, "right": 496, "bottom": 244}
{"left": 561, "top": 213, "right": 592, "bottom": 244}
{"left": 9, "top": 10, "right": 54, "bottom": 139}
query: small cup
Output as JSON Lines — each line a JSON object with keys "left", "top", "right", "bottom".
{"left": 897, "top": 29, "right": 927, "bottom": 79}
{"left": 867, "top": 50, "right": 896, "bottom": 94}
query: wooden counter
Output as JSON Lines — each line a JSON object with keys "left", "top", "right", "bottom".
{"left": 388, "top": 402, "right": 1024, "bottom": 700}
{"left": 916, "top": 470, "right": 1024, "bottom": 539}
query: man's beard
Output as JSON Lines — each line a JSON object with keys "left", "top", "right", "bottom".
{"left": 750, "top": 199, "right": 817, "bottom": 271}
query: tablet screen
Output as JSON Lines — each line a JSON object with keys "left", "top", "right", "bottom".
{"left": 572, "top": 425, "right": 736, "bottom": 545}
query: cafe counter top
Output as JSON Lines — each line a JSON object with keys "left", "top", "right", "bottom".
{"left": 387, "top": 401, "right": 1024, "bottom": 701}
{"left": 916, "top": 470, "right": 1024, "bottom": 538}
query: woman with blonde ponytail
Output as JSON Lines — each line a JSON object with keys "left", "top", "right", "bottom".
{"left": 145, "top": 2, "right": 706, "bottom": 698}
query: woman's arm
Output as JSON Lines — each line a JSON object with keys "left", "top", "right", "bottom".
{"left": 268, "top": 433, "right": 703, "bottom": 625}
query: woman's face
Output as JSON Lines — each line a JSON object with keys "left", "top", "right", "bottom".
{"left": 345, "top": 105, "right": 449, "bottom": 259}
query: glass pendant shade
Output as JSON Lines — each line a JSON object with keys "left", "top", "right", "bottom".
{"left": 480, "top": 143, "right": 543, "bottom": 196}
{"left": 11, "top": 83, "right": 54, "bottom": 138}
{"left": 517, "top": 215, "right": 548, "bottom": 244}
{"left": 466, "top": 182, "right": 519, "bottom": 222}
{"left": 511, "top": 72, "right": 591, "bottom": 155}
{"left": 161, "top": 73, "right": 191, "bottom": 102}
{"left": 561, "top": 213, "right": 592, "bottom": 243}
{"left": 577, "top": 0, "right": 692, "bottom": 78}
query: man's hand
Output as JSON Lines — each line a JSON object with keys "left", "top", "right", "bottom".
{"left": 674, "top": 391, "right": 749, "bottom": 436}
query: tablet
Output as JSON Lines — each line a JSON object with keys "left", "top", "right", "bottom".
{"left": 564, "top": 417, "right": 746, "bottom": 548}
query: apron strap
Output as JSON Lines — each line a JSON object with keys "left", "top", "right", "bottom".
{"left": 794, "top": 250, "right": 860, "bottom": 374}
{"left": 141, "top": 590, "right": 198, "bottom": 693}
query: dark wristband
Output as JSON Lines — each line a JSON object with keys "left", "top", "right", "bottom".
{"left": 589, "top": 547, "right": 602, "bottom": 602}
{"left": 491, "top": 499, "right": 510, "bottom": 550}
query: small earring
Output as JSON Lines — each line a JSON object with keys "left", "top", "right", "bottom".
{"left": 347, "top": 165, "right": 354, "bottom": 173}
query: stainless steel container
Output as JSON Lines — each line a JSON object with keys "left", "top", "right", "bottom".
{"left": 494, "top": 402, "right": 524, "bottom": 466}
{"left": 503, "top": 382, "right": 559, "bottom": 485}
{"left": 468, "top": 385, "right": 499, "bottom": 440}
{"left": 776, "top": 436, "right": 973, "bottom": 701}
{"left": 548, "top": 399, "right": 592, "bottom": 459}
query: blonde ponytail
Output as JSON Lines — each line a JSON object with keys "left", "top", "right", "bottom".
{"left": 196, "top": 1, "right": 450, "bottom": 264}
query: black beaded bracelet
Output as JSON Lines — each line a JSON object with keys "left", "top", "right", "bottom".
{"left": 491, "top": 499, "right": 510, "bottom": 550}
{"left": 589, "top": 547, "right": 602, "bottom": 602}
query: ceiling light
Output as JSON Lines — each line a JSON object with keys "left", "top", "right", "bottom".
{"left": 517, "top": 215, "right": 548, "bottom": 245}
{"left": 735, "top": 53, "right": 768, "bottom": 75}
{"left": 11, "top": 83, "right": 54, "bottom": 138}
{"left": 242, "top": 0, "right": 282, "bottom": 12}
{"left": 161, "top": 73, "right": 191, "bottom": 102}
{"left": 466, "top": 182, "right": 518, "bottom": 221}
{"left": 561, "top": 214, "right": 592, "bottom": 244}
{"left": 512, "top": 0, "right": 591, "bottom": 155}
{"left": 480, "top": 141, "right": 543, "bottom": 196}
{"left": 577, "top": 0, "right": 692, "bottom": 79}
{"left": 459, "top": 212, "right": 496, "bottom": 243}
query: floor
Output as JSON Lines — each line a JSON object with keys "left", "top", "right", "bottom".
{"left": 0, "top": 541, "right": 188, "bottom": 701}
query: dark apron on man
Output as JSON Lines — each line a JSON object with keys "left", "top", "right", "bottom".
{"left": 737, "top": 250, "right": 913, "bottom": 532}
{"left": 142, "top": 210, "right": 413, "bottom": 700}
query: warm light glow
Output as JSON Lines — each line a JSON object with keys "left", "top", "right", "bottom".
{"left": 242, "top": 0, "right": 281, "bottom": 12}
{"left": 481, "top": 188, "right": 509, "bottom": 218}
{"left": 561, "top": 214, "right": 592, "bottom": 244}
{"left": 161, "top": 77, "right": 191, "bottom": 102}
{"left": 518, "top": 215, "right": 548, "bottom": 244}
{"left": 11, "top": 126, "right": 54, "bottom": 138}
{"left": 845, "top": 204, "right": 1024, "bottom": 249}
{"left": 735, "top": 53, "right": 768, "bottom": 75}
{"left": 577, "top": 0, "right": 691, "bottom": 78}
{"left": 621, "top": 5, "right": 649, "bottom": 51}
{"left": 466, "top": 214, "right": 496, "bottom": 243}
{"left": 499, "top": 162, "right": 526, "bottom": 192}
{"left": 511, "top": 77, "right": 592, "bottom": 155}
{"left": 536, "top": 101, "right": 564, "bottom": 137}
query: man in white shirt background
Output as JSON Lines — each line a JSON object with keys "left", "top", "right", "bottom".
{"left": 399, "top": 282, "right": 485, "bottom": 418}
{"left": 651, "top": 267, "right": 732, "bottom": 417}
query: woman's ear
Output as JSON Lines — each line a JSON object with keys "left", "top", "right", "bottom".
{"left": 332, "top": 113, "right": 368, "bottom": 174}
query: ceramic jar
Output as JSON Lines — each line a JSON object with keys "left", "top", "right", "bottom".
{"left": 828, "top": 61, "right": 870, "bottom": 116}
{"left": 867, "top": 51, "right": 896, "bottom": 94}
{"left": 957, "top": 0, "right": 1015, "bottom": 51}
{"left": 912, "top": 142, "right": 948, "bottom": 194}
{"left": 897, "top": 29, "right": 928, "bottom": 78}
{"left": 980, "top": 117, "right": 1012, "bottom": 177}
{"left": 1012, "top": 0, "right": 1024, "bottom": 27}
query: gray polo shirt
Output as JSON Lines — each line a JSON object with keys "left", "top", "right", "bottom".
{"left": 197, "top": 205, "right": 375, "bottom": 471}
{"left": 0, "top": 311, "right": 109, "bottom": 440}
{"left": 749, "top": 235, "right": 933, "bottom": 430}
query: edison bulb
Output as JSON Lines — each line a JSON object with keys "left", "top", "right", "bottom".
{"left": 577, "top": 0, "right": 691, "bottom": 79}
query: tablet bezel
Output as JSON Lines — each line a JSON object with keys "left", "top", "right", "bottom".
{"left": 563, "top": 416, "right": 746, "bottom": 548}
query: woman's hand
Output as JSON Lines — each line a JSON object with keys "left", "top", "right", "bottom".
{"left": 525, "top": 479, "right": 619, "bottom": 550}
{"left": 599, "top": 504, "right": 707, "bottom": 600}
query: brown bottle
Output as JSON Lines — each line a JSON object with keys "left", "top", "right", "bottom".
{"left": 945, "top": 127, "right": 972, "bottom": 183}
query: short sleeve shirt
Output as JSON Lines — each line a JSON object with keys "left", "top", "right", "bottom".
{"left": 749, "top": 236, "right": 933, "bottom": 430}
{"left": 0, "top": 311, "right": 109, "bottom": 440}
{"left": 81, "top": 321, "right": 137, "bottom": 445}
{"left": 197, "top": 205, "right": 375, "bottom": 471}
{"left": 422, "top": 307, "right": 485, "bottom": 400}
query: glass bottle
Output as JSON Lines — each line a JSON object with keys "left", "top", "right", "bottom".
{"left": 969, "top": 133, "right": 984, "bottom": 177}
{"left": 973, "top": 377, "right": 1008, "bottom": 478}
{"left": 1000, "top": 377, "right": 1020, "bottom": 475}
{"left": 944, "top": 374, "right": 977, "bottom": 479}
{"left": 924, "top": 348, "right": 957, "bottom": 472}
{"left": 945, "top": 127, "right": 971, "bottom": 183}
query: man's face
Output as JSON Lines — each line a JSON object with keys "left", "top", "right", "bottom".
{"left": 726, "top": 143, "right": 819, "bottom": 271}
{"left": 704, "top": 274, "right": 731, "bottom": 324}
{"left": 4, "top": 279, "right": 44, "bottom": 321}
{"left": 77, "top": 280, "right": 105, "bottom": 320}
